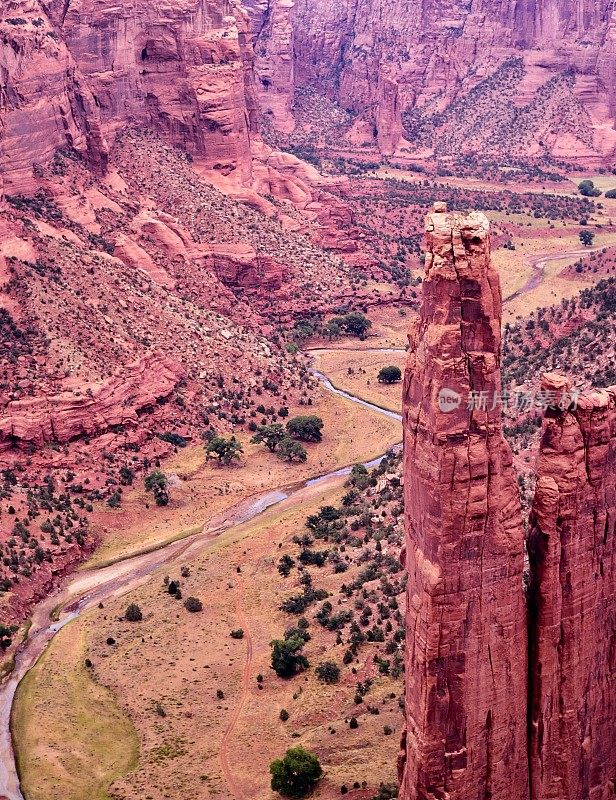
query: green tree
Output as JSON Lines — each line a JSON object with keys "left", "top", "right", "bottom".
{"left": 323, "top": 319, "right": 342, "bottom": 340}
{"left": 271, "top": 634, "right": 309, "bottom": 678}
{"left": 341, "top": 311, "right": 372, "bottom": 338}
{"left": 270, "top": 747, "right": 323, "bottom": 798}
{"left": 144, "top": 471, "right": 170, "bottom": 506}
{"left": 377, "top": 365, "right": 402, "bottom": 384}
{"left": 277, "top": 437, "right": 308, "bottom": 463}
{"left": 251, "top": 424, "right": 286, "bottom": 452}
{"left": 578, "top": 179, "right": 602, "bottom": 197}
{"left": 206, "top": 435, "right": 243, "bottom": 465}
{"left": 286, "top": 415, "right": 324, "bottom": 443}
{"left": 315, "top": 660, "right": 340, "bottom": 684}
{"left": 579, "top": 229, "right": 595, "bottom": 247}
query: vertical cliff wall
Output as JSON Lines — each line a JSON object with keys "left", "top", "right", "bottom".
{"left": 0, "top": 2, "right": 108, "bottom": 193}
{"left": 400, "top": 204, "right": 528, "bottom": 800}
{"left": 255, "top": 0, "right": 616, "bottom": 159}
{"left": 528, "top": 377, "right": 616, "bottom": 800}
{"left": 50, "top": 0, "right": 258, "bottom": 182}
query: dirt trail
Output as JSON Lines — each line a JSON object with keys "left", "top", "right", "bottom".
{"left": 219, "top": 587, "right": 253, "bottom": 800}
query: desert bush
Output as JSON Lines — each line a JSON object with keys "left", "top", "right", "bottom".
{"left": 270, "top": 747, "right": 322, "bottom": 797}
{"left": 125, "top": 603, "right": 143, "bottom": 622}
{"left": 184, "top": 596, "right": 203, "bottom": 613}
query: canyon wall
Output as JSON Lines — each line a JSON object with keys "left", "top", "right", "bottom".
{"left": 0, "top": 0, "right": 260, "bottom": 190}
{"left": 528, "top": 376, "right": 616, "bottom": 800}
{"left": 0, "top": 3, "right": 108, "bottom": 194}
{"left": 254, "top": 0, "right": 616, "bottom": 159}
{"left": 48, "top": 0, "right": 259, "bottom": 182}
{"left": 400, "top": 204, "right": 528, "bottom": 799}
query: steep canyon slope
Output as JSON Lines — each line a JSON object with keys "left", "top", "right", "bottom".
{"left": 251, "top": 0, "right": 616, "bottom": 160}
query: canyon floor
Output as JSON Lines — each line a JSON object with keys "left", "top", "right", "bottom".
{"left": 4, "top": 165, "right": 616, "bottom": 800}
{"left": 11, "top": 349, "right": 404, "bottom": 800}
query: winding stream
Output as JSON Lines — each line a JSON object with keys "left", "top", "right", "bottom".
{"left": 0, "top": 358, "right": 403, "bottom": 800}
{"left": 503, "top": 247, "right": 605, "bottom": 304}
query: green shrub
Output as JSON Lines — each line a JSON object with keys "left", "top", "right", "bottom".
{"left": 270, "top": 747, "right": 322, "bottom": 797}
{"left": 315, "top": 660, "right": 341, "bottom": 684}
{"left": 271, "top": 634, "right": 309, "bottom": 678}
{"left": 184, "top": 596, "right": 203, "bottom": 613}
{"left": 144, "top": 471, "right": 170, "bottom": 506}
{"left": 125, "top": 603, "right": 143, "bottom": 622}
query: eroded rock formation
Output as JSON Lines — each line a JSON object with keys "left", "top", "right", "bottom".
{"left": 400, "top": 204, "right": 528, "bottom": 799}
{"left": 0, "top": 1, "right": 108, "bottom": 193}
{"left": 0, "top": 354, "right": 183, "bottom": 452}
{"left": 528, "top": 375, "right": 616, "bottom": 800}
{"left": 402, "top": 210, "right": 616, "bottom": 800}
{"left": 254, "top": 0, "right": 616, "bottom": 159}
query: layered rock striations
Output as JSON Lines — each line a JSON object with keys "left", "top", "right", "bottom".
{"left": 51, "top": 0, "right": 258, "bottom": 182}
{"left": 402, "top": 211, "right": 616, "bottom": 799}
{"left": 257, "top": 0, "right": 616, "bottom": 159}
{"left": 0, "top": 1, "right": 108, "bottom": 193}
{"left": 0, "top": 354, "right": 183, "bottom": 452}
{"left": 400, "top": 204, "right": 528, "bottom": 799}
{"left": 528, "top": 375, "right": 616, "bottom": 800}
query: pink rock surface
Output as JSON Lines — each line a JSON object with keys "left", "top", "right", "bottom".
{"left": 400, "top": 204, "right": 528, "bottom": 800}
{"left": 528, "top": 382, "right": 616, "bottom": 800}
{"left": 0, "top": 354, "right": 183, "bottom": 452}
{"left": 254, "top": 0, "right": 616, "bottom": 159}
{"left": 0, "top": 1, "right": 108, "bottom": 193}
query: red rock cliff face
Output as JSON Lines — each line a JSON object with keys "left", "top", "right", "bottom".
{"left": 257, "top": 0, "right": 616, "bottom": 159}
{"left": 47, "top": 0, "right": 258, "bottom": 182}
{"left": 528, "top": 378, "right": 616, "bottom": 800}
{"left": 400, "top": 204, "right": 528, "bottom": 800}
{"left": 0, "top": 1, "right": 108, "bottom": 193}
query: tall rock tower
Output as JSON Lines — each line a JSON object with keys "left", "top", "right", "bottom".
{"left": 400, "top": 203, "right": 528, "bottom": 800}
{"left": 528, "top": 376, "right": 616, "bottom": 800}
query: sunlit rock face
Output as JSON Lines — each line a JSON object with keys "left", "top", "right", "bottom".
{"left": 399, "top": 204, "right": 529, "bottom": 800}
{"left": 528, "top": 379, "right": 616, "bottom": 800}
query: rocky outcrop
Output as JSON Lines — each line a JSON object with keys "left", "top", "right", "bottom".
{"left": 49, "top": 0, "right": 258, "bottom": 182}
{"left": 0, "top": 355, "right": 183, "bottom": 451}
{"left": 400, "top": 204, "right": 528, "bottom": 799}
{"left": 205, "top": 242, "right": 284, "bottom": 289}
{"left": 528, "top": 375, "right": 616, "bottom": 800}
{"left": 0, "top": 1, "right": 108, "bottom": 193}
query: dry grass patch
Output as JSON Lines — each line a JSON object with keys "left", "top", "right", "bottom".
{"left": 88, "top": 386, "right": 401, "bottom": 568}
{"left": 12, "top": 625, "right": 139, "bottom": 800}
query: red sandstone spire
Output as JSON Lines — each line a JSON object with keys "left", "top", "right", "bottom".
{"left": 400, "top": 203, "right": 528, "bottom": 800}
{"left": 528, "top": 374, "right": 616, "bottom": 800}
